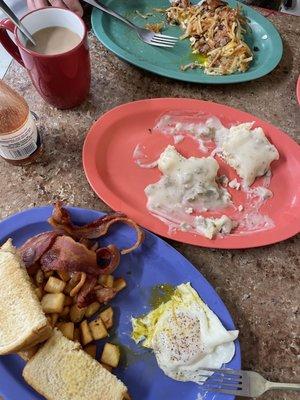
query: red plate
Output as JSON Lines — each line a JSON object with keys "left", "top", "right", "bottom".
{"left": 83, "top": 98, "right": 300, "bottom": 249}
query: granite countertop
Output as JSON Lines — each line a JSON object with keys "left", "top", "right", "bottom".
{"left": 1, "top": 8, "right": 299, "bottom": 400}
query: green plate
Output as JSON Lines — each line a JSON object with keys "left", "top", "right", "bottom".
{"left": 91, "top": 0, "right": 283, "bottom": 84}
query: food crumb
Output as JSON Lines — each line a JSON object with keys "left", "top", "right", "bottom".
{"left": 229, "top": 178, "right": 241, "bottom": 190}
{"left": 180, "top": 222, "right": 191, "bottom": 231}
{"left": 180, "top": 62, "right": 200, "bottom": 71}
{"left": 153, "top": 8, "right": 166, "bottom": 13}
{"left": 217, "top": 174, "right": 229, "bottom": 187}
{"left": 145, "top": 22, "right": 164, "bottom": 33}
{"left": 135, "top": 10, "right": 153, "bottom": 19}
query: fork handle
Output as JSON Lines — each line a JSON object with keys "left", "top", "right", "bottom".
{"left": 267, "top": 382, "right": 300, "bottom": 392}
{"left": 84, "top": 0, "right": 137, "bottom": 29}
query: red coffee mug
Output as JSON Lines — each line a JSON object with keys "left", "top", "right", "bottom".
{"left": 0, "top": 7, "right": 91, "bottom": 109}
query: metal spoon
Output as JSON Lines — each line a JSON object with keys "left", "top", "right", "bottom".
{"left": 0, "top": 0, "right": 36, "bottom": 46}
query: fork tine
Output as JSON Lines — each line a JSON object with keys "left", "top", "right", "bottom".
{"left": 197, "top": 374, "right": 242, "bottom": 384}
{"left": 153, "top": 34, "right": 177, "bottom": 42}
{"left": 152, "top": 37, "right": 177, "bottom": 44}
{"left": 197, "top": 368, "right": 252, "bottom": 397}
{"left": 202, "top": 380, "right": 243, "bottom": 388}
{"left": 149, "top": 41, "right": 174, "bottom": 48}
{"left": 150, "top": 39, "right": 175, "bottom": 47}
{"left": 200, "top": 388, "right": 241, "bottom": 396}
{"left": 153, "top": 33, "right": 178, "bottom": 40}
{"left": 199, "top": 368, "right": 243, "bottom": 377}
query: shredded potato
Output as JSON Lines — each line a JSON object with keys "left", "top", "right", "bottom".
{"left": 145, "top": 22, "right": 164, "bottom": 33}
{"left": 166, "top": 0, "right": 253, "bottom": 75}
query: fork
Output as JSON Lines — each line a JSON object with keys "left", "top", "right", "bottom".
{"left": 197, "top": 368, "right": 300, "bottom": 397}
{"left": 83, "top": 0, "right": 177, "bottom": 48}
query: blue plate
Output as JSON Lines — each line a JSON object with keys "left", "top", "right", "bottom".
{"left": 91, "top": 0, "right": 283, "bottom": 84}
{"left": 0, "top": 206, "right": 241, "bottom": 400}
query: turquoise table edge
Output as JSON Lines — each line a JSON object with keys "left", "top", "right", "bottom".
{"left": 91, "top": 0, "right": 283, "bottom": 84}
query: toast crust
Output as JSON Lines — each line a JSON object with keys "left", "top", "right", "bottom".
{"left": 2, "top": 323, "right": 52, "bottom": 354}
{"left": 17, "top": 344, "right": 39, "bottom": 361}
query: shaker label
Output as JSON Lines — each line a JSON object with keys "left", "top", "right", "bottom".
{"left": 0, "top": 113, "right": 38, "bottom": 160}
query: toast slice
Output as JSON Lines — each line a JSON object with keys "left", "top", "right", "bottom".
{"left": 0, "top": 239, "right": 52, "bottom": 354}
{"left": 23, "top": 329, "right": 128, "bottom": 400}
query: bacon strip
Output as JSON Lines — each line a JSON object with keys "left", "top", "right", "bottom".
{"left": 40, "top": 236, "right": 101, "bottom": 276}
{"left": 95, "top": 285, "right": 117, "bottom": 305}
{"left": 70, "top": 272, "right": 87, "bottom": 297}
{"left": 95, "top": 217, "right": 145, "bottom": 255}
{"left": 77, "top": 276, "right": 118, "bottom": 308}
{"left": 48, "top": 202, "right": 144, "bottom": 255}
{"left": 19, "top": 231, "right": 59, "bottom": 268}
{"left": 48, "top": 202, "right": 125, "bottom": 239}
{"left": 96, "top": 245, "right": 120, "bottom": 275}
{"left": 77, "top": 274, "right": 98, "bottom": 308}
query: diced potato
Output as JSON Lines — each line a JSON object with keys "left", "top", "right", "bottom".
{"left": 35, "top": 269, "right": 44, "bottom": 285}
{"left": 113, "top": 278, "right": 127, "bottom": 292}
{"left": 44, "top": 276, "right": 66, "bottom": 294}
{"left": 89, "top": 317, "right": 108, "bottom": 340}
{"left": 57, "top": 270, "right": 70, "bottom": 281}
{"left": 34, "top": 286, "right": 43, "bottom": 301}
{"left": 44, "top": 271, "right": 53, "bottom": 278}
{"left": 80, "top": 320, "right": 93, "bottom": 345}
{"left": 73, "top": 327, "right": 81, "bottom": 343}
{"left": 99, "top": 307, "right": 113, "bottom": 330}
{"left": 70, "top": 304, "right": 87, "bottom": 323}
{"left": 64, "top": 296, "right": 73, "bottom": 306}
{"left": 85, "top": 301, "right": 101, "bottom": 318}
{"left": 100, "top": 362, "right": 112, "bottom": 372}
{"left": 58, "top": 322, "right": 74, "bottom": 340}
{"left": 98, "top": 274, "right": 114, "bottom": 288}
{"left": 101, "top": 343, "right": 120, "bottom": 368}
{"left": 60, "top": 306, "right": 70, "bottom": 317}
{"left": 41, "top": 293, "right": 65, "bottom": 314}
{"left": 84, "top": 344, "right": 97, "bottom": 358}
{"left": 51, "top": 313, "right": 59, "bottom": 326}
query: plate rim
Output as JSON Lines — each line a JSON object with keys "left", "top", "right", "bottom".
{"left": 0, "top": 205, "right": 241, "bottom": 400}
{"left": 82, "top": 97, "right": 300, "bottom": 249}
{"left": 91, "top": 0, "right": 283, "bottom": 84}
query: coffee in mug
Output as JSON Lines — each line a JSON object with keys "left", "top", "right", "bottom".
{"left": 26, "top": 26, "right": 81, "bottom": 55}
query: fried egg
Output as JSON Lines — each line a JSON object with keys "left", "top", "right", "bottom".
{"left": 131, "top": 283, "right": 238, "bottom": 383}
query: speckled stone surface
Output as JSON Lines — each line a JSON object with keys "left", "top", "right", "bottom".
{"left": 1, "top": 9, "right": 299, "bottom": 400}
